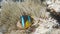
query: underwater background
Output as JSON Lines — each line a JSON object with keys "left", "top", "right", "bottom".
{"left": 0, "top": 0, "right": 60, "bottom": 34}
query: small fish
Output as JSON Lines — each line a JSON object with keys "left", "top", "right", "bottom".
{"left": 20, "top": 15, "right": 33, "bottom": 29}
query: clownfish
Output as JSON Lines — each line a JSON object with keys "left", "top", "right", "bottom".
{"left": 20, "top": 15, "right": 33, "bottom": 29}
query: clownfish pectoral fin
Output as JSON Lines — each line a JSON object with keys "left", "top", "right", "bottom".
{"left": 25, "top": 20, "right": 31, "bottom": 29}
